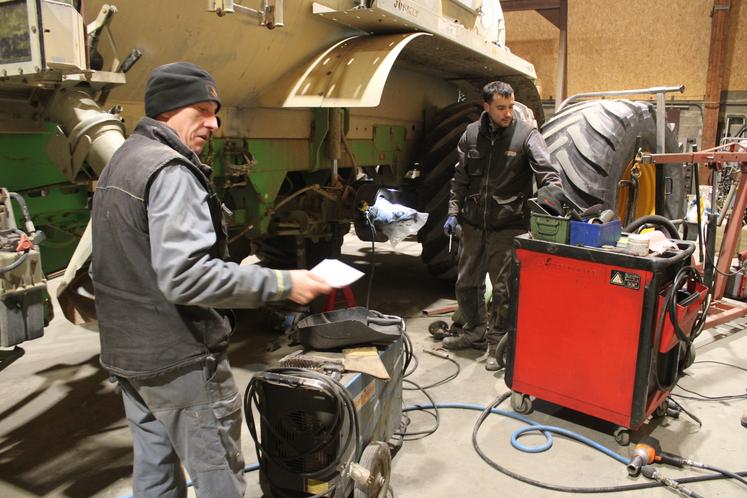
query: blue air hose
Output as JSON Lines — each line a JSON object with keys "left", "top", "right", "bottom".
{"left": 403, "top": 402, "right": 628, "bottom": 464}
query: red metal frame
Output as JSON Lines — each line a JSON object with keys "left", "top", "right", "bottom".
{"left": 647, "top": 142, "right": 747, "bottom": 327}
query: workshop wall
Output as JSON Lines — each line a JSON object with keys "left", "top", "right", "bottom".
{"left": 504, "top": 0, "right": 747, "bottom": 102}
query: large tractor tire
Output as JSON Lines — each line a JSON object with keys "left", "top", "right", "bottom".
{"left": 416, "top": 101, "right": 482, "bottom": 278}
{"left": 416, "top": 101, "right": 536, "bottom": 278}
{"left": 543, "top": 99, "right": 684, "bottom": 223}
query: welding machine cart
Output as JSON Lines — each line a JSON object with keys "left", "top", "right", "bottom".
{"left": 245, "top": 307, "right": 405, "bottom": 498}
{"left": 505, "top": 234, "right": 706, "bottom": 444}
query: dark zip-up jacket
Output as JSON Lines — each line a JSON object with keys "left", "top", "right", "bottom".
{"left": 91, "top": 118, "right": 290, "bottom": 378}
{"left": 448, "top": 111, "right": 560, "bottom": 231}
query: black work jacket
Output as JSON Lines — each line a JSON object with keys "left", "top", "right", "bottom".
{"left": 91, "top": 118, "right": 229, "bottom": 379}
{"left": 448, "top": 112, "right": 560, "bottom": 231}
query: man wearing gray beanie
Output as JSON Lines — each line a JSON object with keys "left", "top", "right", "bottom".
{"left": 91, "top": 62, "right": 331, "bottom": 497}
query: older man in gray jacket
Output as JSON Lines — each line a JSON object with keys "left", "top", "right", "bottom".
{"left": 91, "top": 62, "right": 331, "bottom": 498}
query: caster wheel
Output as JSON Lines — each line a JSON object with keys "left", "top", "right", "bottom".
{"left": 510, "top": 391, "right": 533, "bottom": 414}
{"left": 653, "top": 398, "right": 669, "bottom": 418}
{"left": 494, "top": 334, "right": 509, "bottom": 369}
{"left": 354, "top": 441, "right": 391, "bottom": 498}
{"left": 614, "top": 426, "right": 631, "bottom": 446}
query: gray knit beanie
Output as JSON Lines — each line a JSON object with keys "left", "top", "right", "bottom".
{"left": 144, "top": 62, "right": 221, "bottom": 118}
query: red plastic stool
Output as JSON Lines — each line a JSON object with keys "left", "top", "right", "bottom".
{"left": 322, "top": 285, "right": 357, "bottom": 311}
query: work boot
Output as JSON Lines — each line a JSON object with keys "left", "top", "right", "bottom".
{"left": 485, "top": 343, "right": 499, "bottom": 371}
{"left": 441, "top": 332, "right": 486, "bottom": 351}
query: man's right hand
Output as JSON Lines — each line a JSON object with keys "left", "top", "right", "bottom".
{"left": 287, "top": 270, "right": 332, "bottom": 304}
{"left": 443, "top": 215, "right": 458, "bottom": 237}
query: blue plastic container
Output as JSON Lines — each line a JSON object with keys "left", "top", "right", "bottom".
{"left": 569, "top": 220, "right": 622, "bottom": 247}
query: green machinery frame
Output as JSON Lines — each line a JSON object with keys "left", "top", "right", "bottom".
{"left": 1, "top": 109, "right": 410, "bottom": 275}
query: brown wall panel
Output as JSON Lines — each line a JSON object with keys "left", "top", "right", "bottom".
{"left": 723, "top": 0, "right": 746, "bottom": 90}
{"left": 504, "top": 0, "right": 744, "bottom": 101}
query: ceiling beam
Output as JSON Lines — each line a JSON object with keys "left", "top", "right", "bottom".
{"left": 500, "top": 0, "right": 561, "bottom": 11}
{"left": 501, "top": 0, "right": 562, "bottom": 28}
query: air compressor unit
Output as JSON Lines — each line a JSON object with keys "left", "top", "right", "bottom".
{"left": 505, "top": 234, "right": 706, "bottom": 442}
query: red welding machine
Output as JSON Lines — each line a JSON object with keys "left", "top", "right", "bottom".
{"left": 505, "top": 235, "right": 707, "bottom": 444}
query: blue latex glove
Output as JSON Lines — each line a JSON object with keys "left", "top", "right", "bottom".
{"left": 443, "top": 215, "right": 458, "bottom": 236}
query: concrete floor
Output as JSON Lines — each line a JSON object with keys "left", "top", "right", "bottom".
{"left": 1, "top": 234, "right": 746, "bottom": 498}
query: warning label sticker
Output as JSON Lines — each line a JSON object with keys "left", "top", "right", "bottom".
{"left": 610, "top": 270, "right": 641, "bottom": 290}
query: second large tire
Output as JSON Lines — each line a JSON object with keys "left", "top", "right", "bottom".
{"left": 542, "top": 99, "right": 684, "bottom": 220}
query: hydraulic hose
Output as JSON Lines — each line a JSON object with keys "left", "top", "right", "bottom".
{"left": 8, "top": 192, "right": 35, "bottom": 234}
{"left": 624, "top": 214, "right": 680, "bottom": 239}
{"left": 404, "top": 395, "right": 747, "bottom": 493}
{"left": 0, "top": 251, "right": 29, "bottom": 274}
{"left": 405, "top": 399, "right": 627, "bottom": 464}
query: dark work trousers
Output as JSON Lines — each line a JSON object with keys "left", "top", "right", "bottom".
{"left": 456, "top": 223, "right": 525, "bottom": 346}
{"left": 118, "top": 355, "right": 245, "bottom": 498}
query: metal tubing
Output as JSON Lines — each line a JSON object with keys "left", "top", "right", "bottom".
{"left": 656, "top": 92, "right": 666, "bottom": 154}
{"left": 717, "top": 177, "right": 737, "bottom": 226}
{"left": 556, "top": 85, "right": 684, "bottom": 113}
{"left": 693, "top": 163, "right": 704, "bottom": 263}
{"left": 47, "top": 87, "right": 125, "bottom": 176}
{"left": 328, "top": 109, "right": 342, "bottom": 185}
{"left": 273, "top": 0, "right": 284, "bottom": 27}
{"left": 713, "top": 167, "right": 747, "bottom": 300}
{"left": 703, "top": 169, "right": 719, "bottom": 289}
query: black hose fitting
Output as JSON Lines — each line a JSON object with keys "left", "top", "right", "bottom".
{"left": 624, "top": 214, "right": 679, "bottom": 239}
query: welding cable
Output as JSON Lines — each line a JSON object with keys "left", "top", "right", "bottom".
{"left": 651, "top": 265, "right": 705, "bottom": 393}
{"left": 403, "top": 395, "right": 747, "bottom": 493}
{"left": 674, "top": 361, "right": 747, "bottom": 401}
{"left": 365, "top": 208, "right": 377, "bottom": 310}
{"left": 403, "top": 356, "right": 460, "bottom": 390}
{"left": 672, "top": 385, "right": 747, "bottom": 401}
{"left": 667, "top": 397, "right": 702, "bottom": 428}
{"left": 402, "top": 331, "right": 415, "bottom": 377}
{"left": 395, "top": 378, "right": 440, "bottom": 440}
{"left": 692, "top": 360, "right": 747, "bottom": 372}
{"left": 667, "top": 266, "right": 706, "bottom": 344}
{"left": 118, "top": 463, "right": 260, "bottom": 498}
{"left": 694, "top": 463, "right": 747, "bottom": 488}
{"left": 403, "top": 352, "right": 418, "bottom": 378}
{"left": 640, "top": 465, "right": 705, "bottom": 498}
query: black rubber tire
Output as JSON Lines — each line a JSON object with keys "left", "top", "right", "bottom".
{"left": 416, "top": 101, "right": 483, "bottom": 279}
{"left": 416, "top": 101, "right": 537, "bottom": 278}
{"left": 542, "top": 99, "right": 684, "bottom": 219}
{"left": 253, "top": 223, "right": 349, "bottom": 269}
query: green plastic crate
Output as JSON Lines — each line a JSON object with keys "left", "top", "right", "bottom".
{"left": 530, "top": 212, "right": 570, "bottom": 244}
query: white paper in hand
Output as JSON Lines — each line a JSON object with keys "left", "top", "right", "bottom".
{"left": 310, "top": 259, "right": 364, "bottom": 288}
